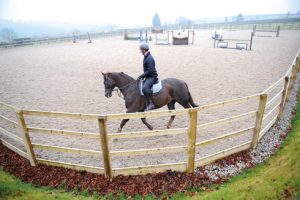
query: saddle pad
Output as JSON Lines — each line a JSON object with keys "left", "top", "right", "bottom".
{"left": 140, "top": 80, "right": 162, "bottom": 95}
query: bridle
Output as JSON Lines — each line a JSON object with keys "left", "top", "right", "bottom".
{"left": 106, "top": 78, "right": 138, "bottom": 98}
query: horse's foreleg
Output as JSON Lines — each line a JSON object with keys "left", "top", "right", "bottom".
{"left": 141, "top": 118, "right": 153, "bottom": 130}
{"left": 118, "top": 119, "right": 129, "bottom": 133}
{"left": 167, "top": 100, "right": 176, "bottom": 129}
{"left": 167, "top": 116, "right": 176, "bottom": 129}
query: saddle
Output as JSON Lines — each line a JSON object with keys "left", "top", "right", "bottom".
{"left": 140, "top": 79, "right": 162, "bottom": 95}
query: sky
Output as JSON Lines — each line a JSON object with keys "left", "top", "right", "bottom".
{"left": 0, "top": 0, "right": 299, "bottom": 27}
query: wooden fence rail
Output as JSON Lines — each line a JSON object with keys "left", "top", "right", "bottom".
{"left": 0, "top": 50, "right": 299, "bottom": 178}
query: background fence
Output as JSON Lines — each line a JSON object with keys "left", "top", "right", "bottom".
{"left": 1, "top": 19, "right": 300, "bottom": 49}
{"left": 0, "top": 51, "right": 299, "bottom": 179}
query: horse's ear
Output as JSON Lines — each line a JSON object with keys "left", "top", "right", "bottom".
{"left": 121, "top": 72, "right": 124, "bottom": 74}
{"left": 101, "top": 72, "right": 105, "bottom": 76}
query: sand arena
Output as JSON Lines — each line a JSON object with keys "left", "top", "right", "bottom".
{"left": 0, "top": 29, "right": 299, "bottom": 169}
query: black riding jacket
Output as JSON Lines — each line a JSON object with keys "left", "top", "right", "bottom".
{"left": 138, "top": 52, "right": 158, "bottom": 79}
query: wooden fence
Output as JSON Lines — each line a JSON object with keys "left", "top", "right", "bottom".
{"left": 253, "top": 25, "right": 280, "bottom": 37}
{"left": 0, "top": 31, "right": 123, "bottom": 48}
{"left": 0, "top": 51, "right": 299, "bottom": 179}
{"left": 2, "top": 20, "right": 299, "bottom": 49}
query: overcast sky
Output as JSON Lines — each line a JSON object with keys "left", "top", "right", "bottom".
{"left": 0, "top": 0, "right": 299, "bottom": 26}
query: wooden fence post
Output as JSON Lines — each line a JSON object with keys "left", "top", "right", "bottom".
{"left": 291, "top": 63, "right": 298, "bottom": 88}
{"left": 278, "top": 76, "right": 289, "bottom": 119}
{"left": 16, "top": 110, "right": 37, "bottom": 166}
{"left": 296, "top": 57, "right": 300, "bottom": 73}
{"left": 276, "top": 26, "right": 280, "bottom": 37}
{"left": 98, "top": 116, "right": 112, "bottom": 179}
{"left": 187, "top": 109, "right": 198, "bottom": 173}
{"left": 286, "top": 64, "right": 296, "bottom": 102}
{"left": 251, "top": 94, "right": 267, "bottom": 149}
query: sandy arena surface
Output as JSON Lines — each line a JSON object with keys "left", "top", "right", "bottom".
{"left": 0, "top": 29, "right": 300, "bottom": 169}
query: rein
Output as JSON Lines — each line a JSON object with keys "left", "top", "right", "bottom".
{"left": 113, "top": 80, "right": 138, "bottom": 98}
{"left": 118, "top": 80, "right": 138, "bottom": 90}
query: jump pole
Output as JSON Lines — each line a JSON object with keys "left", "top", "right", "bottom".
{"left": 276, "top": 26, "right": 280, "bottom": 37}
{"left": 146, "top": 30, "right": 148, "bottom": 43}
{"left": 87, "top": 32, "right": 92, "bottom": 43}
{"left": 73, "top": 32, "right": 76, "bottom": 43}
{"left": 213, "top": 30, "right": 216, "bottom": 48}
{"left": 250, "top": 32, "right": 254, "bottom": 50}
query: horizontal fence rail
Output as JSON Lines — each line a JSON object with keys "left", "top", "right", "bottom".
{"left": 22, "top": 110, "right": 99, "bottom": 121}
{"left": 37, "top": 158, "right": 105, "bottom": 174}
{"left": 28, "top": 127, "right": 100, "bottom": 138}
{"left": 32, "top": 143, "right": 102, "bottom": 157}
{"left": 110, "top": 145, "right": 188, "bottom": 157}
{"left": 112, "top": 161, "right": 187, "bottom": 177}
{"left": 195, "top": 141, "right": 252, "bottom": 166}
{"left": 0, "top": 50, "right": 299, "bottom": 178}
{"left": 197, "top": 94, "right": 260, "bottom": 112}
{"left": 105, "top": 109, "right": 188, "bottom": 121}
{"left": 196, "top": 127, "right": 254, "bottom": 148}
{"left": 108, "top": 127, "right": 187, "bottom": 139}
{"left": 197, "top": 111, "right": 256, "bottom": 129}
{"left": 0, "top": 138, "right": 28, "bottom": 159}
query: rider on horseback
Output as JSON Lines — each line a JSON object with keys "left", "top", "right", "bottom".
{"left": 138, "top": 43, "right": 158, "bottom": 111}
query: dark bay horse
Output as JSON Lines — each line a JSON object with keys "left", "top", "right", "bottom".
{"left": 102, "top": 72, "right": 198, "bottom": 132}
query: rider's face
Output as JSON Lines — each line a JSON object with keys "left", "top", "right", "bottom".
{"left": 140, "top": 49, "right": 146, "bottom": 55}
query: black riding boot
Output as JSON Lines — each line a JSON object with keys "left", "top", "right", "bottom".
{"left": 145, "top": 93, "right": 155, "bottom": 111}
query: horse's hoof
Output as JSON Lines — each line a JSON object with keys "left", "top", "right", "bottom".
{"left": 166, "top": 125, "right": 171, "bottom": 129}
{"left": 117, "top": 128, "right": 122, "bottom": 133}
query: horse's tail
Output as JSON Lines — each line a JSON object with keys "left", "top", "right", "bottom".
{"left": 185, "top": 82, "right": 199, "bottom": 108}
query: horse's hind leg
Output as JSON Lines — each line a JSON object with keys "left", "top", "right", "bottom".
{"left": 118, "top": 119, "right": 129, "bottom": 133}
{"left": 141, "top": 118, "right": 153, "bottom": 130}
{"left": 167, "top": 100, "right": 176, "bottom": 129}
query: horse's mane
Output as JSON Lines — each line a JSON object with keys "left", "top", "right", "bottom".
{"left": 109, "top": 72, "right": 135, "bottom": 81}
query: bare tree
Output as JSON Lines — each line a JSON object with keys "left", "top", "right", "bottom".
{"left": 1, "top": 28, "right": 17, "bottom": 44}
{"left": 176, "top": 16, "right": 192, "bottom": 27}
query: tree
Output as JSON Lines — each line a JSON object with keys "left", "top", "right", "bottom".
{"left": 0, "top": 28, "right": 17, "bottom": 43}
{"left": 152, "top": 13, "right": 161, "bottom": 28}
{"left": 236, "top": 13, "right": 244, "bottom": 21}
{"left": 176, "top": 16, "right": 192, "bottom": 26}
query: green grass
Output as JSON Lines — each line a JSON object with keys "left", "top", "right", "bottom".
{"left": 0, "top": 169, "right": 96, "bottom": 200}
{"left": 1, "top": 95, "right": 300, "bottom": 199}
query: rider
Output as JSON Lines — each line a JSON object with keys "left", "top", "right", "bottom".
{"left": 138, "top": 42, "right": 158, "bottom": 111}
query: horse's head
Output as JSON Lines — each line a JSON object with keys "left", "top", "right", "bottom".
{"left": 101, "top": 72, "right": 116, "bottom": 98}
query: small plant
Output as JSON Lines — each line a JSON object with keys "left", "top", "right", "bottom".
{"left": 107, "top": 192, "right": 114, "bottom": 200}
{"left": 81, "top": 189, "right": 90, "bottom": 197}
{"left": 58, "top": 180, "right": 66, "bottom": 190}
{"left": 92, "top": 191, "right": 100, "bottom": 200}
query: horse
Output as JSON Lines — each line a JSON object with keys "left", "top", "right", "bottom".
{"left": 101, "top": 72, "right": 198, "bottom": 132}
